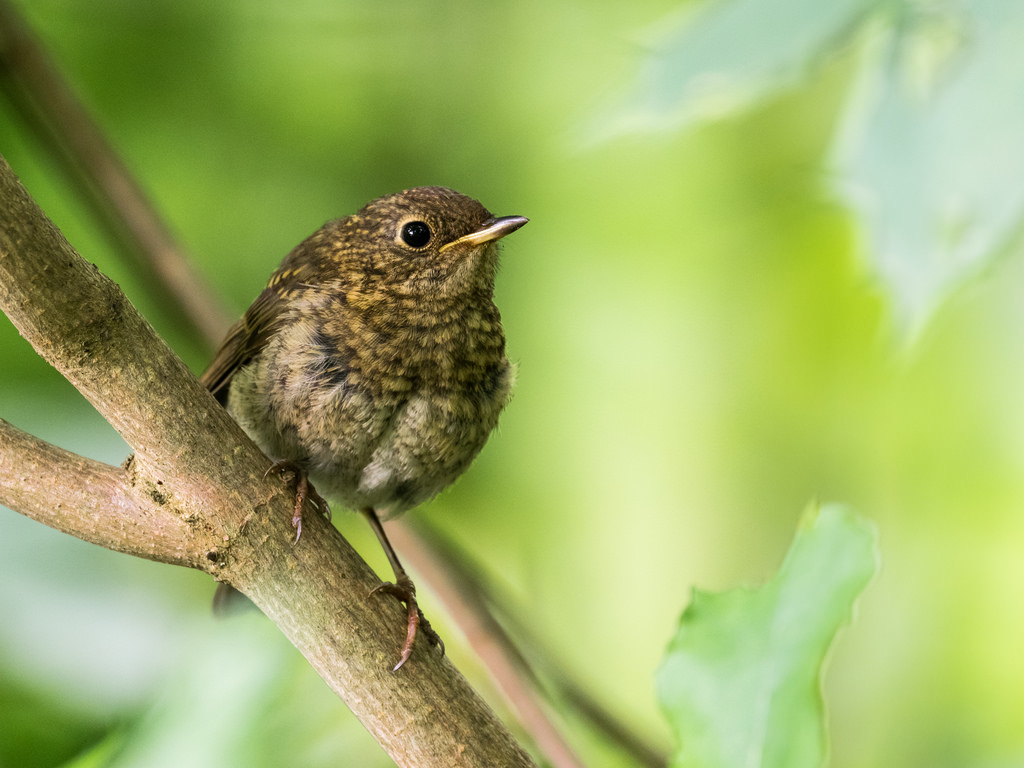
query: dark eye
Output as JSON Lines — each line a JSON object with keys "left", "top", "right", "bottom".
{"left": 400, "top": 221, "right": 432, "bottom": 248}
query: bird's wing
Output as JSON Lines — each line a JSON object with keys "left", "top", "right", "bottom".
{"left": 199, "top": 236, "right": 327, "bottom": 402}
{"left": 199, "top": 280, "right": 286, "bottom": 402}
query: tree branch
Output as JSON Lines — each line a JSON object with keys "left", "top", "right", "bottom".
{"left": 0, "top": 418, "right": 194, "bottom": 564}
{"left": 0, "top": 153, "right": 536, "bottom": 768}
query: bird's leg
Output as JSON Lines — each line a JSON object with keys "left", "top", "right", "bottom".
{"left": 362, "top": 507, "right": 444, "bottom": 670}
{"left": 264, "top": 460, "right": 331, "bottom": 543}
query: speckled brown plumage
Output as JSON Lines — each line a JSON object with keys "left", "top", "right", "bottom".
{"left": 201, "top": 186, "right": 527, "bottom": 668}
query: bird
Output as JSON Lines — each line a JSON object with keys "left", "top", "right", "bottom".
{"left": 200, "top": 185, "right": 527, "bottom": 669}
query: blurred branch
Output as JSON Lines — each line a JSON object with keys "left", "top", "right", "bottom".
{"left": 396, "top": 519, "right": 670, "bottom": 768}
{"left": 391, "top": 519, "right": 588, "bottom": 768}
{"left": 0, "top": 153, "right": 537, "bottom": 768}
{"left": 0, "top": 0, "right": 231, "bottom": 348}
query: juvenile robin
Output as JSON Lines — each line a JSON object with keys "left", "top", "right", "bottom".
{"left": 201, "top": 186, "right": 527, "bottom": 669}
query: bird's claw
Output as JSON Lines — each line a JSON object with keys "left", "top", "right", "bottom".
{"left": 264, "top": 460, "right": 331, "bottom": 543}
{"left": 370, "top": 576, "right": 444, "bottom": 670}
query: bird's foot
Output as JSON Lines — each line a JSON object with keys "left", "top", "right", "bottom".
{"left": 370, "top": 574, "right": 445, "bottom": 671}
{"left": 264, "top": 460, "right": 331, "bottom": 543}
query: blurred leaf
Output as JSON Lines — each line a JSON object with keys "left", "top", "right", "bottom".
{"left": 835, "top": 0, "right": 1024, "bottom": 339}
{"left": 0, "top": 677, "right": 114, "bottom": 768}
{"left": 656, "top": 504, "right": 878, "bottom": 768}
{"left": 589, "top": 0, "right": 1024, "bottom": 342}
{"left": 586, "top": 0, "right": 882, "bottom": 142}
{"left": 60, "top": 731, "right": 126, "bottom": 768}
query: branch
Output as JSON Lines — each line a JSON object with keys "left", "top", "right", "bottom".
{"left": 0, "top": 0, "right": 231, "bottom": 346}
{"left": 391, "top": 519, "right": 585, "bottom": 767}
{"left": 0, "top": 153, "right": 536, "bottom": 768}
{"left": 397, "top": 519, "right": 669, "bottom": 768}
{"left": 0, "top": 418, "right": 193, "bottom": 564}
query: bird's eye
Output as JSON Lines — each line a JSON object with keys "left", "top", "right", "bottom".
{"left": 400, "top": 221, "right": 432, "bottom": 248}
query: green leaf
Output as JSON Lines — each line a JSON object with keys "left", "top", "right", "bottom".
{"left": 656, "top": 504, "right": 878, "bottom": 768}
{"left": 585, "top": 0, "right": 883, "bottom": 142}
{"left": 587, "top": 0, "right": 1024, "bottom": 342}
{"left": 835, "top": 0, "right": 1024, "bottom": 339}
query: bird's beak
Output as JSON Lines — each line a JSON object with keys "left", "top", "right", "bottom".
{"left": 441, "top": 215, "right": 529, "bottom": 251}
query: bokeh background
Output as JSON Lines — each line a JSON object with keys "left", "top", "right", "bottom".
{"left": 3, "top": 1, "right": 1024, "bottom": 766}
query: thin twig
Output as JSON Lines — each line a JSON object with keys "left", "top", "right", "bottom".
{"left": 389, "top": 519, "right": 588, "bottom": 768}
{"left": 395, "top": 519, "right": 670, "bottom": 768}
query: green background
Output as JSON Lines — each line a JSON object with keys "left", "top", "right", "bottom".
{"left": 3, "top": 1, "right": 1024, "bottom": 766}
